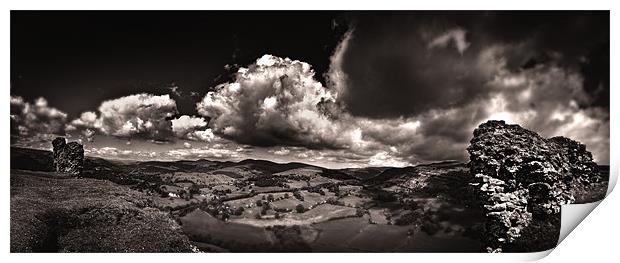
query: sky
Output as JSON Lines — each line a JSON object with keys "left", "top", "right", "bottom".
{"left": 10, "top": 11, "right": 610, "bottom": 168}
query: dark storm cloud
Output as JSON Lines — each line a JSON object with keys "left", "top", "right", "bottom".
{"left": 331, "top": 12, "right": 609, "bottom": 118}
{"left": 330, "top": 13, "right": 488, "bottom": 118}
{"left": 320, "top": 11, "right": 609, "bottom": 164}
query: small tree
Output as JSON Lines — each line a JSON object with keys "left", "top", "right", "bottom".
{"left": 267, "top": 194, "right": 275, "bottom": 202}
{"left": 293, "top": 190, "right": 304, "bottom": 201}
{"left": 179, "top": 189, "right": 188, "bottom": 199}
{"left": 234, "top": 206, "right": 245, "bottom": 216}
{"left": 189, "top": 184, "right": 201, "bottom": 196}
{"left": 261, "top": 204, "right": 269, "bottom": 215}
{"left": 356, "top": 208, "right": 365, "bottom": 217}
{"left": 221, "top": 212, "right": 230, "bottom": 221}
{"left": 326, "top": 197, "right": 339, "bottom": 205}
{"left": 295, "top": 204, "right": 305, "bottom": 213}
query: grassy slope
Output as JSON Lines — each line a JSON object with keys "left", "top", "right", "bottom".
{"left": 10, "top": 169, "right": 192, "bottom": 252}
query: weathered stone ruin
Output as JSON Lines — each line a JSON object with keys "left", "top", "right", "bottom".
{"left": 468, "top": 120, "right": 602, "bottom": 252}
{"left": 52, "top": 137, "right": 84, "bottom": 176}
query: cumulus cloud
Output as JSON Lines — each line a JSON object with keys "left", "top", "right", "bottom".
{"left": 67, "top": 94, "right": 217, "bottom": 143}
{"left": 97, "top": 94, "right": 177, "bottom": 139}
{"left": 66, "top": 94, "right": 178, "bottom": 141}
{"left": 195, "top": 54, "right": 466, "bottom": 166}
{"left": 10, "top": 96, "right": 68, "bottom": 137}
{"left": 171, "top": 115, "right": 215, "bottom": 141}
{"left": 65, "top": 111, "right": 101, "bottom": 142}
{"left": 197, "top": 55, "right": 360, "bottom": 149}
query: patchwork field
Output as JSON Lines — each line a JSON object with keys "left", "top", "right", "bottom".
{"left": 13, "top": 146, "right": 601, "bottom": 252}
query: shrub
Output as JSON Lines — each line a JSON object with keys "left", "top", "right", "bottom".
{"left": 355, "top": 208, "right": 365, "bottom": 217}
{"left": 295, "top": 204, "right": 305, "bottom": 213}
{"left": 326, "top": 198, "right": 339, "bottom": 205}
{"left": 375, "top": 191, "right": 396, "bottom": 202}
{"left": 293, "top": 190, "right": 304, "bottom": 201}
{"left": 189, "top": 185, "right": 201, "bottom": 195}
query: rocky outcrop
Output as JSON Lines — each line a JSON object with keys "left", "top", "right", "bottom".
{"left": 52, "top": 137, "right": 84, "bottom": 176}
{"left": 468, "top": 120, "right": 602, "bottom": 252}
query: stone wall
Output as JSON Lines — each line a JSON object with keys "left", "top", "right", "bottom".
{"left": 468, "top": 120, "right": 602, "bottom": 252}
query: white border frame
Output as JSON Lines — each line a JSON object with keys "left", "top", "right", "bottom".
{"left": 2, "top": 1, "right": 617, "bottom": 262}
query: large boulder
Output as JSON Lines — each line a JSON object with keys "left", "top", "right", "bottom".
{"left": 467, "top": 120, "right": 602, "bottom": 252}
{"left": 52, "top": 137, "right": 84, "bottom": 176}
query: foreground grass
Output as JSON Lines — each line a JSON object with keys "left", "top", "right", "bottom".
{"left": 10, "top": 169, "right": 192, "bottom": 252}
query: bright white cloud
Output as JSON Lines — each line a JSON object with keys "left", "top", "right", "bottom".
{"left": 10, "top": 96, "right": 67, "bottom": 137}
{"left": 482, "top": 62, "right": 610, "bottom": 163}
{"left": 68, "top": 94, "right": 220, "bottom": 143}
{"left": 197, "top": 54, "right": 358, "bottom": 149}
{"left": 271, "top": 147, "right": 291, "bottom": 156}
{"left": 98, "top": 94, "right": 177, "bottom": 138}
{"left": 68, "top": 94, "right": 178, "bottom": 141}
{"left": 171, "top": 115, "right": 215, "bottom": 141}
{"left": 368, "top": 151, "right": 409, "bottom": 167}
